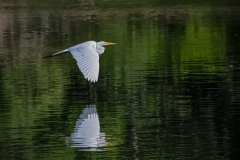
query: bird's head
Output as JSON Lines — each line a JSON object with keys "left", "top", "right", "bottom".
{"left": 96, "top": 41, "right": 116, "bottom": 54}
{"left": 97, "top": 41, "right": 116, "bottom": 46}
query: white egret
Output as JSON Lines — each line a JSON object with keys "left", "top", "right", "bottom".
{"left": 44, "top": 41, "right": 116, "bottom": 82}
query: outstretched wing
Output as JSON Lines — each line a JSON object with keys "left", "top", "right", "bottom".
{"left": 70, "top": 43, "right": 99, "bottom": 82}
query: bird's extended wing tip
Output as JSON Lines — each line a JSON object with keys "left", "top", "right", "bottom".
{"left": 85, "top": 76, "right": 97, "bottom": 83}
{"left": 90, "top": 77, "right": 98, "bottom": 83}
{"left": 91, "top": 78, "right": 98, "bottom": 83}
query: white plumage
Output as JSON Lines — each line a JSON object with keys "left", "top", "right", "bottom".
{"left": 44, "top": 41, "right": 116, "bottom": 82}
{"left": 67, "top": 105, "right": 106, "bottom": 149}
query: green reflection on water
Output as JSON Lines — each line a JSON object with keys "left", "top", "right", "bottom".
{"left": 0, "top": 2, "right": 239, "bottom": 160}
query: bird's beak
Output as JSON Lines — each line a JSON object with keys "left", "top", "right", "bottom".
{"left": 105, "top": 42, "right": 116, "bottom": 45}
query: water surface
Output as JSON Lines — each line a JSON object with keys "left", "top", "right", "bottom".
{"left": 0, "top": 1, "right": 240, "bottom": 159}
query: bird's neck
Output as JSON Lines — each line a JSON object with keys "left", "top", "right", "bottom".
{"left": 96, "top": 46, "right": 105, "bottom": 54}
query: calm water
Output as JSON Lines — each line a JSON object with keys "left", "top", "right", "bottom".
{"left": 0, "top": 0, "right": 240, "bottom": 159}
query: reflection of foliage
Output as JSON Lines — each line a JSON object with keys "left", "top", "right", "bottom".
{"left": 0, "top": 3, "right": 239, "bottom": 160}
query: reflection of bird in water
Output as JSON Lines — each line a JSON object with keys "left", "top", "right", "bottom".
{"left": 44, "top": 41, "right": 116, "bottom": 82}
{"left": 67, "top": 105, "right": 106, "bottom": 150}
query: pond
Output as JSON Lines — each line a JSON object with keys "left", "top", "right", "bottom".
{"left": 0, "top": 0, "right": 240, "bottom": 159}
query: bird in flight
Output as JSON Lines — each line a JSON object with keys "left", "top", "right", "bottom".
{"left": 44, "top": 41, "right": 116, "bottom": 82}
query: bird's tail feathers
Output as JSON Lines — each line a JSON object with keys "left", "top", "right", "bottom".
{"left": 43, "top": 49, "right": 69, "bottom": 58}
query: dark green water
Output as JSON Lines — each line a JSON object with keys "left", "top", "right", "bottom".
{"left": 0, "top": 0, "right": 240, "bottom": 159}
